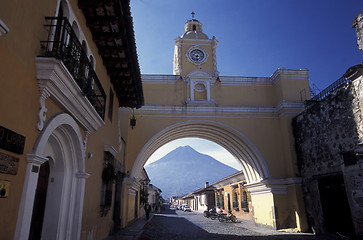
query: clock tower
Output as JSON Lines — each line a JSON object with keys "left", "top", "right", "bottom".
{"left": 173, "top": 13, "right": 219, "bottom": 103}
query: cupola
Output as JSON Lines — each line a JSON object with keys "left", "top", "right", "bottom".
{"left": 181, "top": 13, "right": 208, "bottom": 39}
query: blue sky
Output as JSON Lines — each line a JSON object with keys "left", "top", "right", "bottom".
{"left": 131, "top": 1, "right": 363, "bottom": 168}
{"left": 131, "top": 0, "right": 362, "bottom": 91}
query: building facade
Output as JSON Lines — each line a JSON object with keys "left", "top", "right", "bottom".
{"left": 293, "top": 65, "right": 363, "bottom": 237}
{"left": 121, "top": 15, "right": 310, "bottom": 231}
{"left": 212, "top": 171, "right": 253, "bottom": 221}
{"left": 0, "top": 0, "right": 143, "bottom": 239}
{"left": 292, "top": 11, "right": 363, "bottom": 238}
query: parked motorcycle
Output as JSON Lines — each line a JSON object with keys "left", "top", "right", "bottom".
{"left": 203, "top": 208, "right": 219, "bottom": 220}
{"left": 218, "top": 210, "right": 238, "bottom": 223}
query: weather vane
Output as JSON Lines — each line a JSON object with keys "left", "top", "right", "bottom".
{"left": 191, "top": 12, "right": 195, "bottom": 19}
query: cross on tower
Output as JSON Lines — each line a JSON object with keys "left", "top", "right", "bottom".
{"left": 191, "top": 12, "right": 195, "bottom": 19}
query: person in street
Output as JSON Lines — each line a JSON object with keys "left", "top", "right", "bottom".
{"left": 144, "top": 203, "right": 151, "bottom": 220}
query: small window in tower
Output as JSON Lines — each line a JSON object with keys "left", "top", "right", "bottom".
{"left": 193, "top": 25, "right": 196, "bottom": 31}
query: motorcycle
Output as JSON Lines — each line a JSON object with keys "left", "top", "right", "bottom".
{"left": 218, "top": 210, "right": 238, "bottom": 223}
{"left": 203, "top": 208, "right": 219, "bottom": 220}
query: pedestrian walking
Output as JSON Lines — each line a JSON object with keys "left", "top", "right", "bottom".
{"left": 144, "top": 203, "right": 151, "bottom": 220}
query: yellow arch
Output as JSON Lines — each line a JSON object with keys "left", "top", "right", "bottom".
{"left": 130, "top": 119, "right": 271, "bottom": 183}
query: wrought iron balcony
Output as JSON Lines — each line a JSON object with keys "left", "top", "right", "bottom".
{"left": 39, "top": 17, "right": 106, "bottom": 119}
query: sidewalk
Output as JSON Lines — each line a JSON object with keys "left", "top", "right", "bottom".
{"left": 104, "top": 214, "right": 154, "bottom": 240}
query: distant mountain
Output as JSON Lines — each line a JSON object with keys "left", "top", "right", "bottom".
{"left": 145, "top": 145, "right": 238, "bottom": 199}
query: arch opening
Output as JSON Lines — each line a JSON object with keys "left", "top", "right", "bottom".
{"left": 130, "top": 120, "right": 271, "bottom": 184}
{"left": 145, "top": 137, "right": 242, "bottom": 171}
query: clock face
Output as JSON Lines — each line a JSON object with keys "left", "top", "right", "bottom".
{"left": 190, "top": 49, "right": 205, "bottom": 62}
{"left": 186, "top": 47, "right": 208, "bottom": 65}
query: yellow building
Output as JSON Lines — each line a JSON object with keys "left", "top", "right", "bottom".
{"left": 0, "top": 0, "right": 143, "bottom": 239}
{"left": 121, "top": 15, "right": 310, "bottom": 231}
{"left": 212, "top": 171, "right": 253, "bottom": 221}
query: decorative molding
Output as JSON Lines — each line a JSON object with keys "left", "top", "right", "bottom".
{"left": 270, "top": 68, "right": 309, "bottom": 85}
{"left": 37, "top": 86, "right": 50, "bottom": 131}
{"left": 141, "top": 70, "right": 309, "bottom": 87}
{"left": 129, "top": 100, "right": 304, "bottom": 118}
{"left": 26, "top": 154, "right": 49, "bottom": 166}
{"left": 104, "top": 144, "right": 118, "bottom": 157}
{"left": 124, "top": 177, "right": 141, "bottom": 194}
{"left": 76, "top": 172, "right": 91, "bottom": 179}
{"left": 35, "top": 57, "right": 104, "bottom": 132}
{"left": 212, "top": 37, "right": 219, "bottom": 77}
{"left": 0, "top": 19, "right": 9, "bottom": 35}
{"left": 83, "top": 130, "right": 91, "bottom": 148}
{"left": 246, "top": 177, "right": 302, "bottom": 195}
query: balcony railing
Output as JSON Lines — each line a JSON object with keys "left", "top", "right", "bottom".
{"left": 39, "top": 17, "right": 106, "bottom": 119}
{"left": 306, "top": 76, "right": 350, "bottom": 107}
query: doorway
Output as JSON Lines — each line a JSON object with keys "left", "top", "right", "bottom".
{"left": 28, "top": 161, "right": 50, "bottom": 240}
{"left": 318, "top": 173, "right": 354, "bottom": 235}
{"left": 15, "top": 114, "right": 87, "bottom": 240}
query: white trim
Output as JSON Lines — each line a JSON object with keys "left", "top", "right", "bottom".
{"left": 128, "top": 101, "right": 304, "bottom": 117}
{"left": 141, "top": 69, "right": 309, "bottom": 86}
{"left": 15, "top": 113, "right": 88, "bottom": 240}
{"left": 14, "top": 154, "right": 48, "bottom": 240}
{"left": 246, "top": 177, "right": 302, "bottom": 195}
{"left": 124, "top": 177, "right": 140, "bottom": 194}
{"left": 0, "top": 19, "right": 9, "bottom": 35}
{"left": 104, "top": 144, "right": 118, "bottom": 157}
{"left": 36, "top": 57, "right": 104, "bottom": 132}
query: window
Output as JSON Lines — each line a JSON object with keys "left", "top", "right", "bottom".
{"left": 100, "top": 151, "right": 115, "bottom": 216}
{"left": 241, "top": 191, "right": 249, "bottom": 212}
{"left": 216, "top": 191, "right": 224, "bottom": 209}
{"left": 232, "top": 191, "right": 239, "bottom": 211}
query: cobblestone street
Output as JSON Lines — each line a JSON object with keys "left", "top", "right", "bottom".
{"left": 139, "top": 208, "right": 338, "bottom": 240}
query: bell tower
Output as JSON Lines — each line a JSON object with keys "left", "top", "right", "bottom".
{"left": 173, "top": 13, "right": 219, "bottom": 104}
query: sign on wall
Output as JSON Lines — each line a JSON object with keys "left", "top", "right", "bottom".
{"left": 0, "top": 125, "right": 25, "bottom": 154}
{"left": 0, "top": 152, "right": 19, "bottom": 175}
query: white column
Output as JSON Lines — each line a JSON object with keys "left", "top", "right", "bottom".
{"left": 190, "top": 81, "right": 195, "bottom": 101}
{"left": 14, "top": 154, "right": 48, "bottom": 240}
{"left": 206, "top": 82, "right": 211, "bottom": 101}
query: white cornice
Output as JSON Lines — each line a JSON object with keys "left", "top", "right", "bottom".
{"left": 141, "top": 70, "right": 308, "bottom": 86}
{"left": 104, "top": 144, "right": 118, "bottom": 156}
{"left": 270, "top": 68, "right": 309, "bottom": 84}
{"left": 246, "top": 177, "right": 302, "bottom": 195}
{"left": 142, "top": 74, "right": 181, "bottom": 84}
{"left": 141, "top": 74, "right": 273, "bottom": 86}
{"left": 26, "top": 154, "right": 48, "bottom": 166}
{"left": 35, "top": 57, "right": 104, "bottom": 132}
{"left": 127, "top": 101, "right": 304, "bottom": 118}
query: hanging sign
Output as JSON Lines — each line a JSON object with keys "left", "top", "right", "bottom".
{"left": 0, "top": 125, "right": 25, "bottom": 154}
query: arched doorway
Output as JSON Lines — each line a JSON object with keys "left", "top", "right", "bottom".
{"left": 15, "top": 113, "right": 88, "bottom": 240}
